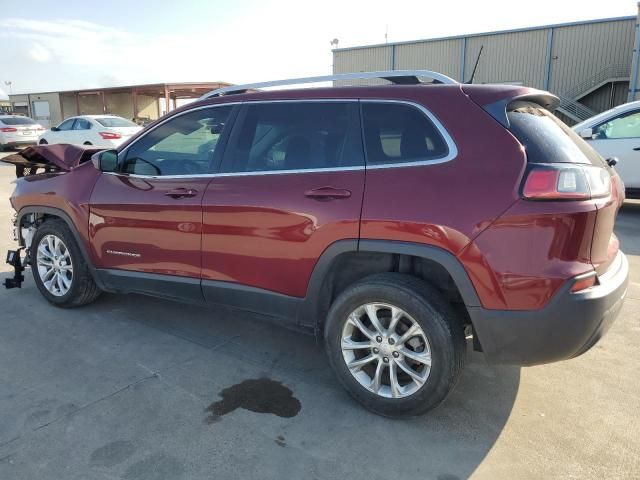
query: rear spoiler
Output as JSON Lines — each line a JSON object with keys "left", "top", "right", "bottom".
{"left": 1, "top": 144, "right": 101, "bottom": 178}
{"left": 462, "top": 85, "right": 559, "bottom": 128}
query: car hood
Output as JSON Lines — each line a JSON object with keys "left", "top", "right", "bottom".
{"left": 0, "top": 144, "right": 101, "bottom": 177}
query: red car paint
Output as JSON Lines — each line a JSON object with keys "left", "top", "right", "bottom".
{"left": 8, "top": 83, "right": 624, "bottom": 314}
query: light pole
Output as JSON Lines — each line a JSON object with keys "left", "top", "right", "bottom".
{"left": 4, "top": 81, "right": 12, "bottom": 95}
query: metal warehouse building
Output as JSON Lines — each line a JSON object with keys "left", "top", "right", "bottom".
{"left": 333, "top": 14, "right": 640, "bottom": 124}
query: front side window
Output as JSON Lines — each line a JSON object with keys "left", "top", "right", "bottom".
{"left": 361, "top": 103, "right": 449, "bottom": 165}
{"left": 593, "top": 110, "right": 640, "bottom": 139}
{"left": 121, "top": 106, "right": 233, "bottom": 176}
{"left": 220, "top": 102, "right": 363, "bottom": 173}
{"left": 57, "top": 119, "right": 76, "bottom": 131}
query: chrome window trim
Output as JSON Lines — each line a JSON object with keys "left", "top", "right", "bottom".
{"left": 112, "top": 99, "right": 457, "bottom": 179}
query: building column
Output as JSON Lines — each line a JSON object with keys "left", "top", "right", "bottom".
{"left": 460, "top": 37, "right": 467, "bottom": 82}
{"left": 164, "top": 86, "right": 170, "bottom": 115}
{"left": 75, "top": 93, "right": 80, "bottom": 115}
{"left": 543, "top": 27, "right": 555, "bottom": 91}
{"left": 628, "top": 4, "right": 640, "bottom": 102}
{"left": 101, "top": 91, "right": 107, "bottom": 114}
{"left": 132, "top": 88, "right": 139, "bottom": 119}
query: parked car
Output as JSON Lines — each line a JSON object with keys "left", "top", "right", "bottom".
{"left": 3, "top": 71, "right": 628, "bottom": 417}
{"left": 0, "top": 115, "right": 44, "bottom": 150}
{"left": 39, "top": 115, "right": 142, "bottom": 148}
{"left": 574, "top": 100, "right": 640, "bottom": 198}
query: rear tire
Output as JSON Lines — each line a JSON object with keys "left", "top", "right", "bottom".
{"left": 324, "top": 273, "right": 466, "bottom": 417}
{"left": 39, "top": 139, "right": 48, "bottom": 145}
{"left": 30, "top": 219, "right": 101, "bottom": 308}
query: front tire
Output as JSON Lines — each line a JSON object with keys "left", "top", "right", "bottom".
{"left": 30, "top": 219, "right": 101, "bottom": 307}
{"left": 39, "top": 139, "right": 48, "bottom": 145}
{"left": 324, "top": 273, "right": 466, "bottom": 417}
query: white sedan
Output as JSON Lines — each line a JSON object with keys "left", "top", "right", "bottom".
{"left": 573, "top": 101, "right": 640, "bottom": 198}
{"left": 0, "top": 115, "right": 45, "bottom": 150}
{"left": 39, "top": 115, "right": 142, "bottom": 148}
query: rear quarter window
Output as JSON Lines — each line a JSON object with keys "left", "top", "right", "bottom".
{"left": 361, "top": 103, "right": 449, "bottom": 166}
{"left": 507, "top": 101, "right": 606, "bottom": 167}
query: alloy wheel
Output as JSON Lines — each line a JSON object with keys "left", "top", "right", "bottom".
{"left": 36, "top": 234, "right": 73, "bottom": 297}
{"left": 341, "top": 303, "right": 432, "bottom": 398}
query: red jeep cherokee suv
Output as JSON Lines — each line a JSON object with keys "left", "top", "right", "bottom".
{"left": 4, "top": 71, "right": 629, "bottom": 417}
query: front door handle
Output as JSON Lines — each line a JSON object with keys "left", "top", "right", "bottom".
{"left": 304, "top": 187, "right": 352, "bottom": 200}
{"left": 165, "top": 188, "right": 198, "bottom": 199}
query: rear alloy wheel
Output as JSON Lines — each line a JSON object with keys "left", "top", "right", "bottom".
{"left": 341, "top": 303, "right": 432, "bottom": 399}
{"left": 325, "top": 274, "right": 466, "bottom": 417}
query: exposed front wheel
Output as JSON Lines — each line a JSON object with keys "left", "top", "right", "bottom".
{"left": 30, "top": 219, "right": 101, "bottom": 307}
{"left": 324, "top": 274, "right": 466, "bottom": 417}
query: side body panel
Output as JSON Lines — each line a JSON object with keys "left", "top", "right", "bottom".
{"left": 201, "top": 170, "right": 365, "bottom": 298}
{"left": 88, "top": 173, "right": 212, "bottom": 278}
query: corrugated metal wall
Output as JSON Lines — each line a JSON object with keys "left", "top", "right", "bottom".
{"left": 463, "top": 29, "right": 548, "bottom": 88}
{"left": 333, "top": 45, "right": 392, "bottom": 85}
{"left": 549, "top": 20, "right": 635, "bottom": 94}
{"left": 333, "top": 17, "right": 636, "bottom": 108}
{"left": 394, "top": 39, "right": 462, "bottom": 80}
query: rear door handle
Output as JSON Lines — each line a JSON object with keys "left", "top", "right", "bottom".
{"left": 165, "top": 188, "right": 198, "bottom": 199}
{"left": 304, "top": 187, "right": 352, "bottom": 200}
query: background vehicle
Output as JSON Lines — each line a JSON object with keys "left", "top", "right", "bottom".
{"left": 38, "top": 115, "right": 142, "bottom": 148}
{"left": 4, "top": 71, "right": 628, "bottom": 417}
{"left": 0, "top": 115, "right": 44, "bottom": 150}
{"left": 574, "top": 101, "right": 640, "bottom": 198}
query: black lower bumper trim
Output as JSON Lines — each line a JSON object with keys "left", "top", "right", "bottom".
{"left": 469, "top": 252, "right": 629, "bottom": 366}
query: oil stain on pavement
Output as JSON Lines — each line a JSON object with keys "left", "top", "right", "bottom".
{"left": 205, "top": 378, "right": 301, "bottom": 423}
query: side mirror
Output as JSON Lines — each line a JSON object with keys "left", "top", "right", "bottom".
{"left": 51, "top": 126, "right": 60, "bottom": 132}
{"left": 579, "top": 127, "right": 594, "bottom": 140}
{"left": 91, "top": 149, "right": 119, "bottom": 172}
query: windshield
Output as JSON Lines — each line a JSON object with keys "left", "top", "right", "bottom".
{"left": 95, "top": 117, "right": 138, "bottom": 128}
{"left": 0, "top": 116, "right": 37, "bottom": 126}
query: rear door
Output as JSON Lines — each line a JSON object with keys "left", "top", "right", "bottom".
{"left": 201, "top": 101, "right": 365, "bottom": 318}
{"left": 89, "top": 104, "right": 235, "bottom": 299}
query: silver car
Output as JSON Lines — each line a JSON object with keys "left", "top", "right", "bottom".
{"left": 0, "top": 115, "right": 44, "bottom": 150}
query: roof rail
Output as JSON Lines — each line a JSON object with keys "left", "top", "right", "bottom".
{"left": 199, "top": 70, "right": 458, "bottom": 99}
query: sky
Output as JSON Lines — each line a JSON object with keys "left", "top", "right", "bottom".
{"left": 0, "top": 0, "right": 636, "bottom": 98}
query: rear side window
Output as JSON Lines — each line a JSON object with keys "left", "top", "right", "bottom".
{"left": 220, "top": 102, "right": 363, "bottom": 174}
{"left": 507, "top": 101, "right": 606, "bottom": 166}
{"left": 361, "top": 103, "right": 449, "bottom": 166}
{"left": 0, "top": 117, "right": 36, "bottom": 126}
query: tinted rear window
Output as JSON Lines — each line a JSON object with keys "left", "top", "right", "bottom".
{"left": 507, "top": 101, "right": 605, "bottom": 166}
{"left": 361, "top": 103, "right": 448, "bottom": 165}
{"left": 0, "top": 117, "right": 36, "bottom": 126}
{"left": 95, "top": 117, "right": 137, "bottom": 128}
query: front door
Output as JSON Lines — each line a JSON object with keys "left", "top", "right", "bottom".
{"left": 201, "top": 101, "right": 365, "bottom": 318}
{"left": 89, "top": 104, "right": 235, "bottom": 299}
{"left": 589, "top": 108, "right": 640, "bottom": 190}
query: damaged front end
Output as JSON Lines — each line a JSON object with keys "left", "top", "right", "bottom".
{"left": 3, "top": 145, "right": 100, "bottom": 288}
{"left": 1, "top": 144, "right": 101, "bottom": 178}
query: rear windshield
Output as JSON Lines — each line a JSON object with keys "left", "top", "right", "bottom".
{"left": 95, "top": 117, "right": 137, "bottom": 128}
{"left": 507, "top": 101, "right": 605, "bottom": 167}
{"left": 0, "top": 116, "right": 36, "bottom": 126}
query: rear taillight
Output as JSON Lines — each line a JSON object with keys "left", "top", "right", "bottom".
{"left": 0, "top": 127, "right": 17, "bottom": 132}
{"left": 36, "top": 126, "right": 45, "bottom": 131}
{"left": 522, "top": 163, "right": 610, "bottom": 200}
{"left": 98, "top": 131, "right": 122, "bottom": 140}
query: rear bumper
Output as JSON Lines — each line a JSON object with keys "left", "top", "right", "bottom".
{"left": 469, "top": 251, "right": 629, "bottom": 366}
